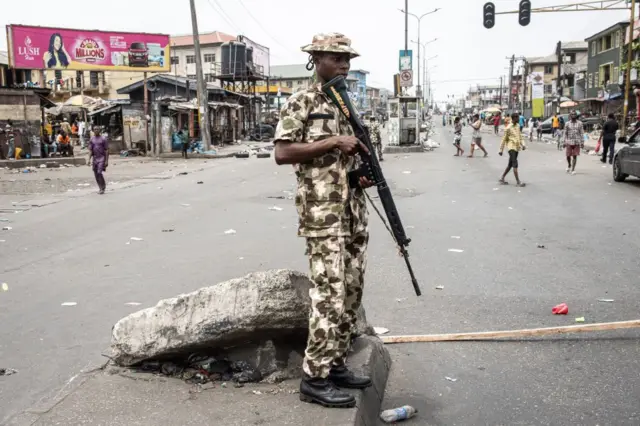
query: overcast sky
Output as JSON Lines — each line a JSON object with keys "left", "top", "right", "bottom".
{"left": 0, "top": 0, "right": 630, "bottom": 101}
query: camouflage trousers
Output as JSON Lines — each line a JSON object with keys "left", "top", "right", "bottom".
{"left": 303, "top": 229, "right": 369, "bottom": 378}
{"left": 373, "top": 141, "right": 383, "bottom": 160}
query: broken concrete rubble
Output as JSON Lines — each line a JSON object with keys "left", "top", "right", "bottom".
{"left": 110, "top": 270, "right": 375, "bottom": 381}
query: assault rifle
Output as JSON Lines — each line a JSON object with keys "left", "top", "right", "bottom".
{"left": 322, "top": 76, "right": 422, "bottom": 296}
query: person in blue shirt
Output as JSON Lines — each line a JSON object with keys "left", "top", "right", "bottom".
{"left": 518, "top": 114, "right": 526, "bottom": 132}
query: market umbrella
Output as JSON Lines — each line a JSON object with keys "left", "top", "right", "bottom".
{"left": 483, "top": 107, "right": 502, "bottom": 113}
{"left": 560, "top": 100, "right": 578, "bottom": 108}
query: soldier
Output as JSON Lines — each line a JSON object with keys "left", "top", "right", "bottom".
{"left": 366, "top": 116, "right": 383, "bottom": 161}
{"left": 273, "top": 33, "right": 374, "bottom": 408}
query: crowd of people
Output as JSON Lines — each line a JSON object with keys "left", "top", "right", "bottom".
{"left": 444, "top": 109, "right": 620, "bottom": 185}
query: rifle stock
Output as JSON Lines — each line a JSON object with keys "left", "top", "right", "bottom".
{"left": 322, "top": 76, "right": 422, "bottom": 296}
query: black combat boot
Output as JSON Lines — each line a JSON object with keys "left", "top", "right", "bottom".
{"left": 329, "top": 365, "right": 372, "bottom": 389}
{"left": 299, "top": 375, "right": 356, "bottom": 408}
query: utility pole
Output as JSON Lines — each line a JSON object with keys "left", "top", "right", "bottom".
{"left": 499, "top": 76, "right": 503, "bottom": 107}
{"left": 522, "top": 58, "right": 528, "bottom": 113}
{"left": 508, "top": 55, "right": 515, "bottom": 110}
{"left": 556, "top": 40, "right": 562, "bottom": 113}
{"left": 189, "top": 0, "right": 212, "bottom": 150}
{"left": 622, "top": 0, "right": 637, "bottom": 137}
{"left": 405, "top": 0, "right": 408, "bottom": 53}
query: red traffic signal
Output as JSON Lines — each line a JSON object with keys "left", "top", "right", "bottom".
{"left": 483, "top": 2, "right": 495, "bottom": 29}
{"left": 519, "top": 0, "right": 531, "bottom": 26}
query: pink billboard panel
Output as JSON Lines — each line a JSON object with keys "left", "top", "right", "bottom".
{"left": 7, "top": 25, "right": 170, "bottom": 72}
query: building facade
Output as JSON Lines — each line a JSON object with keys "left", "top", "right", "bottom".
{"left": 268, "top": 64, "right": 315, "bottom": 93}
{"left": 348, "top": 69, "right": 369, "bottom": 110}
{"left": 585, "top": 21, "right": 629, "bottom": 99}
{"left": 169, "top": 31, "right": 236, "bottom": 83}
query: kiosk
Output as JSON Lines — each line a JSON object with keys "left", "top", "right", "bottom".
{"left": 387, "top": 96, "right": 420, "bottom": 145}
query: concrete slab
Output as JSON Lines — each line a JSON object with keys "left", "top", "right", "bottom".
{"left": 0, "top": 157, "right": 86, "bottom": 169}
{"left": 24, "top": 337, "right": 390, "bottom": 426}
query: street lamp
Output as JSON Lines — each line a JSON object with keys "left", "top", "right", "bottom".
{"left": 399, "top": 7, "right": 440, "bottom": 92}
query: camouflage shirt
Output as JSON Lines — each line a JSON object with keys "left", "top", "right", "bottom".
{"left": 367, "top": 122, "right": 381, "bottom": 144}
{"left": 274, "top": 83, "right": 368, "bottom": 238}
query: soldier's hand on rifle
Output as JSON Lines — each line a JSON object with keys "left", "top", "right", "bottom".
{"left": 334, "top": 136, "right": 369, "bottom": 156}
{"left": 359, "top": 176, "right": 374, "bottom": 188}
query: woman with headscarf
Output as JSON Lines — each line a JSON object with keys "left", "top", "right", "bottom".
{"left": 43, "top": 33, "right": 70, "bottom": 69}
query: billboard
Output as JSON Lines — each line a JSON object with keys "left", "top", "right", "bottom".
{"left": 6, "top": 25, "right": 170, "bottom": 72}
{"left": 530, "top": 71, "right": 544, "bottom": 118}
{"left": 237, "top": 35, "right": 270, "bottom": 76}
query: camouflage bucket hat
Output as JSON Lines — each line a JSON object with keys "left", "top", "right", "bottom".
{"left": 301, "top": 33, "right": 360, "bottom": 58}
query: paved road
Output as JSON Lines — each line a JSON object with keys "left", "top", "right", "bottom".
{"left": 0, "top": 125, "right": 638, "bottom": 425}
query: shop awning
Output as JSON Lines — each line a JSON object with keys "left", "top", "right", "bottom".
{"left": 208, "top": 101, "right": 244, "bottom": 109}
{"left": 88, "top": 104, "right": 121, "bottom": 116}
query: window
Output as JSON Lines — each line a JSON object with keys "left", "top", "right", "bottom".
{"left": 297, "top": 80, "right": 303, "bottom": 86}
{"left": 286, "top": 81, "right": 293, "bottom": 88}
{"left": 599, "top": 63, "right": 612, "bottom": 86}
{"left": 591, "top": 41, "right": 597, "bottom": 57}
{"left": 55, "top": 70, "right": 62, "bottom": 80}
{"left": 90, "top": 71, "right": 99, "bottom": 88}
{"left": 75, "top": 71, "right": 84, "bottom": 88}
{"left": 600, "top": 34, "right": 612, "bottom": 52}
{"left": 170, "top": 56, "right": 179, "bottom": 65}
{"left": 544, "top": 65, "right": 554, "bottom": 74}
{"left": 186, "top": 55, "right": 196, "bottom": 64}
{"left": 544, "top": 84, "right": 552, "bottom": 94}
{"left": 205, "top": 74, "right": 216, "bottom": 82}
{"left": 614, "top": 67, "right": 620, "bottom": 85}
{"left": 186, "top": 74, "right": 196, "bottom": 80}
{"left": 204, "top": 54, "right": 215, "bottom": 63}
{"left": 614, "top": 30, "right": 620, "bottom": 48}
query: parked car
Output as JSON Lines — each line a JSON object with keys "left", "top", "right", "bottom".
{"left": 249, "top": 124, "right": 275, "bottom": 141}
{"left": 613, "top": 128, "right": 640, "bottom": 182}
{"left": 538, "top": 114, "right": 569, "bottom": 134}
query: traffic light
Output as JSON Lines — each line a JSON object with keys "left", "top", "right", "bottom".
{"left": 483, "top": 2, "right": 495, "bottom": 29}
{"left": 519, "top": 0, "right": 531, "bottom": 26}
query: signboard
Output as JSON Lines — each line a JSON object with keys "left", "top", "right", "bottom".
{"left": 6, "top": 25, "right": 170, "bottom": 72}
{"left": 530, "top": 71, "right": 544, "bottom": 118}
{"left": 400, "top": 70, "right": 413, "bottom": 87}
{"left": 237, "top": 35, "right": 270, "bottom": 76}
{"left": 399, "top": 50, "right": 412, "bottom": 71}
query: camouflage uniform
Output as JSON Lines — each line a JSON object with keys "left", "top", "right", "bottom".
{"left": 275, "top": 33, "right": 369, "bottom": 380}
{"left": 367, "top": 121, "right": 382, "bottom": 160}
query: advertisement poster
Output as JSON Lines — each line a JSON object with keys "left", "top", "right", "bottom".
{"left": 530, "top": 71, "right": 544, "bottom": 118}
{"left": 399, "top": 50, "right": 412, "bottom": 71}
{"left": 7, "top": 25, "right": 170, "bottom": 72}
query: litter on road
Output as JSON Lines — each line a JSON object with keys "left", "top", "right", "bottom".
{"left": 448, "top": 249, "right": 464, "bottom": 253}
{"left": 598, "top": 299, "right": 615, "bottom": 303}
{"left": 435, "top": 285, "right": 444, "bottom": 290}
{"left": 575, "top": 317, "right": 585, "bottom": 323}
{"left": 380, "top": 405, "right": 417, "bottom": 423}
{"left": 2, "top": 226, "right": 12, "bottom": 231}
{"left": 162, "top": 229, "right": 175, "bottom": 233}
{"left": 0, "top": 368, "right": 18, "bottom": 376}
{"left": 125, "top": 302, "right": 142, "bottom": 306}
{"left": 374, "top": 327, "right": 390, "bottom": 335}
{"left": 61, "top": 302, "right": 77, "bottom": 306}
{"left": 552, "top": 303, "right": 569, "bottom": 315}
{"left": 537, "top": 244, "right": 546, "bottom": 249}
{"left": 1, "top": 283, "right": 8, "bottom": 291}
{"left": 451, "top": 236, "right": 461, "bottom": 239}
{"left": 224, "top": 229, "right": 237, "bottom": 235}
{"left": 268, "top": 206, "right": 283, "bottom": 211}
{"left": 402, "top": 171, "right": 412, "bottom": 174}
{"left": 130, "top": 237, "right": 144, "bottom": 242}
{"left": 180, "top": 203, "right": 191, "bottom": 207}
{"left": 445, "top": 376, "right": 458, "bottom": 382}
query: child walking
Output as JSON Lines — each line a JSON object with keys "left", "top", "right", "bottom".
{"left": 453, "top": 117, "right": 464, "bottom": 156}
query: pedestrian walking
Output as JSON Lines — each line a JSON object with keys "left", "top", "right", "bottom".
{"left": 453, "top": 116, "right": 464, "bottom": 156}
{"left": 493, "top": 113, "right": 501, "bottom": 135}
{"left": 366, "top": 116, "right": 383, "bottom": 161}
{"left": 4, "top": 119, "right": 16, "bottom": 160}
{"left": 177, "top": 130, "right": 189, "bottom": 159}
{"left": 468, "top": 114, "right": 488, "bottom": 158}
{"left": 88, "top": 126, "right": 109, "bottom": 194}
{"left": 528, "top": 117, "right": 535, "bottom": 143}
{"left": 600, "top": 113, "right": 618, "bottom": 164}
{"left": 563, "top": 111, "right": 584, "bottom": 175}
{"left": 273, "top": 32, "right": 373, "bottom": 409}
{"left": 498, "top": 113, "right": 526, "bottom": 187}
{"left": 518, "top": 114, "right": 526, "bottom": 132}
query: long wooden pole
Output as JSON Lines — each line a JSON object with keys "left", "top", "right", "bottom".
{"left": 622, "top": 0, "right": 636, "bottom": 137}
{"left": 380, "top": 319, "right": 640, "bottom": 344}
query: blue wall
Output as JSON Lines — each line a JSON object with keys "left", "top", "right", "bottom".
{"left": 348, "top": 70, "right": 368, "bottom": 110}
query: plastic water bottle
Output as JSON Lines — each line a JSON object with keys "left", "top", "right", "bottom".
{"left": 379, "top": 405, "right": 417, "bottom": 423}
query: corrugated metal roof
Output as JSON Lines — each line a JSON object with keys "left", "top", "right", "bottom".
{"left": 561, "top": 41, "right": 588, "bottom": 50}
{"left": 171, "top": 31, "right": 236, "bottom": 47}
{"left": 530, "top": 53, "right": 558, "bottom": 64}
{"left": 0, "top": 51, "right": 8, "bottom": 66}
{"left": 270, "top": 64, "right": 314, "bottom": 79}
